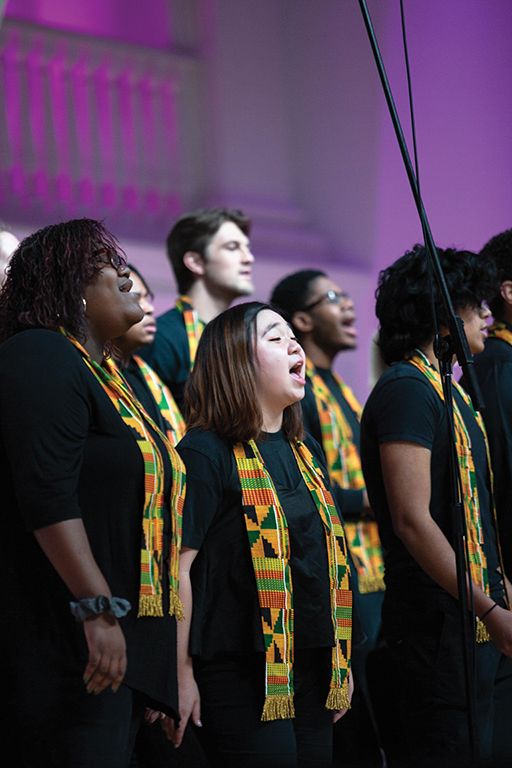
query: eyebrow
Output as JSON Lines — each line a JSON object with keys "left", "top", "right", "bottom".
{"left": 261, "top": 321, "right": 282, "bottom": 337}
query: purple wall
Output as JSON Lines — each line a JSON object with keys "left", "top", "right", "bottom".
{"left": 2, "top": 0, "right": 512, "bottom": 399}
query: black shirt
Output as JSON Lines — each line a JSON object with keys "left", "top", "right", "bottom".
{"left": 361, "top": 361, "right": 502, "bottom": 605}
{"left": 0, "top": 330, "right": 178, "bottom": 716}
{"left": 472, "top": 332, "right": 512, "bottom": 578}
{"left": 140, "top": 307, "right": 190, "bottom": 411}
{"left": 302, "top": 368, "right": 365, "bottom": 520}
{"left": 178, "top": 428, "right": 335, "bottom": 659}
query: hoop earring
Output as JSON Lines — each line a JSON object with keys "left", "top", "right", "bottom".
{"left": 82, "top": 297, "right": 87, "bottom": 312}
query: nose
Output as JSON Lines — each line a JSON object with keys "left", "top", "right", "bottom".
{"left": 241, "top": 243, "right": 254, "bottom": 263}
{"left": 479, "top": 301, "right": 491, "bottom": 319}
{"left": 341, "top": 294, "right": 355, "bottom": 312}
{"left": 141, "top": 295, "right": 155, "bottom": 315}
{"left": 289, "top": 336, "right": 303, "bottom": 355}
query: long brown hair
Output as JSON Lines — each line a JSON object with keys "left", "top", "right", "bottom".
{"left": 185, "top": 302, "right": 304, "bottom": 443}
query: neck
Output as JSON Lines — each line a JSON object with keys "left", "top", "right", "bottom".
{"left": 113, "top": 347, "right": 132, "bottom": 369}
{"left": 84, "top": 336, "right": 105, "bottom": 364}
{"left": 501, "top": 309, "right": 512, "bottom": 327}
{"left": 187, "top": 282, "right": 232, "bottom": 323}
{"left": 301, "top": 338, "right": 335, "bottom": 370}
{"left": 260, "top": 405, "right": 284, "bottom": 433}
{"left": 416, "top": 341, "right": 442, "bottom": 372}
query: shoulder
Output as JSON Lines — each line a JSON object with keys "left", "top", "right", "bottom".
{"left": 156, "top": 307, "right": 185, "bottom": 335}
{"left": 0, "top": 329, "right": 84, "bottom": 377}
{"left": 178, "top": 427, "right": 233, "bottom": 465}
{"left": 366, "top": 361, "right": 437, "bottom": 406}
{"left": 475, "top": 337, "right": 512, "bottom": 368}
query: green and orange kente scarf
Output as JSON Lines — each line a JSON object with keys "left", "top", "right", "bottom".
{"left": 175, "top": 295, "right": 205, "bottom": 371}
{"left": 408, "top": 348, "right": 507, "bottom": 642}
{"left": 307, "top": 360, "right": 385, "bottom": 594}
{"left": 63, "top": 331, "right": 187, "bottom": 620}
{"left": 487, "top": 320, "right": 512, "bottom": 347}
{"left": 234, "top": 438, "right": 352, "bottom": 721}
{"left": 132, "top": 355, "right": 186, "bottom": 446}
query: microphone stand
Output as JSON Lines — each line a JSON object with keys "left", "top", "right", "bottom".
{"left": 357, "top": 1, "right": 481, "bottom": 763}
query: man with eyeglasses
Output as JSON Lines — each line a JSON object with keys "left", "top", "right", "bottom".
{"left": 270, "top": 269, "right": 385, "bottom": 768}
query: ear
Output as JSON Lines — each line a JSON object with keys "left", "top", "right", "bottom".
{"left": 292, "top": 310, "right": 314, "bottom": 335}
{"left": 500, "top": 280, "right": 512, "bottom": 306}
{"left": 182, "top": 251, "right": 205, "bottom": 278}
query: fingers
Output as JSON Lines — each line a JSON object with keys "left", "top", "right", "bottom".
{"left": 145, "top": 708, "right": 165, "bottom": 725}
{"left": 83, "top": 652, "right": 127, "bottom": 695}
{"left": 192, "top": 699, "right": 202, "bottom": 729}
{"left": 332, "top": 707, "right": 349, "bottom": 723}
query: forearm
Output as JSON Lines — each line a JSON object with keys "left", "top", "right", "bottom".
{"left": 177, "top": 568, "right": 194, "bottom": 677}
{"left": 397, "top": 514, "right": 495, "bottom": 616}
{"left": 34, "top": 518, "right": 112, "bottom": 599}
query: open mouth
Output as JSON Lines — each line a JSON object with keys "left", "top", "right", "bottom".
{"left": 289, "top": 359, "right": 305, "bottom": 384}
{"left": 341, "top": 316, "right": 358, "bottom": 337}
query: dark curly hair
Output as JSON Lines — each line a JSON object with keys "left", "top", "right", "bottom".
{"left": 0, "top": 218, "right": 125, "bottom": 344}
{"left": 376, "top": 245, "right": 498, "bottom": 364}
{"left": 480, "top": 228, "right": 512, "bottom": 320}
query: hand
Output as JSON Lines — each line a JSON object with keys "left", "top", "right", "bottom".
{"left": 164, "top": 671, "right": 201, "bottom": 748}
{"left": 484, "top": 605, "right": 512, "bottom": 657}
{"left": 145, "top": 708, "right": 166, "bottom": 725}
{"left": 332, "top": 673, "right": 355, "bottom": 723}
{"left": 82, "top": 613, "right": 127, "bottom": 694}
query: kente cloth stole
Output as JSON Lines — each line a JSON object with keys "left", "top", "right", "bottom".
{"left": 408, "top": 349, "right": 498, "bottom": 642}
{"left": 175, "top": 295, "right": 205, "bottom": 371}
{"left": 63, "top": 332, "right": 186, "bottom": 620}
{"left": 233, "top": 438, "right": 352, "bottom": 721}
{"left": 133, "top": 355, "right": 186, "bottom": 446}
{"left": 487, "top": 321, "right": 512, "bottom": 346}
{"left": 307, "top": 360, "right": 385, "bottom": 594}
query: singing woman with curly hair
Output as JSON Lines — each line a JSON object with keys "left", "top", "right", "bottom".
{"left": 0, "top": 219, "right": 184, "bottom": 767}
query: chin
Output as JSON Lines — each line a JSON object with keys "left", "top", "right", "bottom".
{"left": 236, "top": 282, "right": 254, "bottom": 297}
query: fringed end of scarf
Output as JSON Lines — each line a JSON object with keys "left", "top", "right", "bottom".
{"left": 476, "top": 617, "right": 491, "bottom": 644}
{"left": 138, "top": 593, "right": 164, "bottom": 618}
{"left": 261, "top": 695, "right": 295, "bottom": 721}
{"left": 357, "top": 575, "right": 386, "bottom": 594}
{"left": 325, "top": 680, "right": 351, "bottom": 711}
{"left": 169, "top": 589, "right": 184, "bottom": 621}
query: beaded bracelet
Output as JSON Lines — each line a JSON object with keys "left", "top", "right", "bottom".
{"left": 479, "top": 602, "right": 498, "bottom": 621}
{"left": 69, "top": 595, "right": 132, "bottom": 622}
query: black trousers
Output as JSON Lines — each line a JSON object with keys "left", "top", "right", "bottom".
{"left": 385, "top": 598, "right": 512, "bottom": 768}
{"left": 9, "top": 665, "right": 145, "bottom": 768}
{"left": 193, "top": 647, "right": 335, "bottom": 768}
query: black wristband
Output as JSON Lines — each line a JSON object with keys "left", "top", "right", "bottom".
{"left": 69, "top": 595, "right": 132, "bottom": 622}
{"left": 479, "top": 602, "right": 498, "bottom": 621}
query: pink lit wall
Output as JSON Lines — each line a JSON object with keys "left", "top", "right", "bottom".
{"left": 1, "top": 0, "right": 512, "bottom": 401}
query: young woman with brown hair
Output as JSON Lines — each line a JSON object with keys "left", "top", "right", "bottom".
{"left": 168, "top": 301, "right": 354, "bottom": 768}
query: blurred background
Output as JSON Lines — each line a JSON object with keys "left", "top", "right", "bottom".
{"left": 1, "top": 0, "right": 511, "bottom": 398}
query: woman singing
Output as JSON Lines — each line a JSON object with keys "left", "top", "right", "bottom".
{"left": 171, "top": 301, "right": 353, "bottom": 768}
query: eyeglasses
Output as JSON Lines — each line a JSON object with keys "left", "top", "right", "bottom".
{"left": 93, "top": 248, "right": 127, "bottom": 271}
{"left": 303, "top": 289, "right": 350, "bottom": 311}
